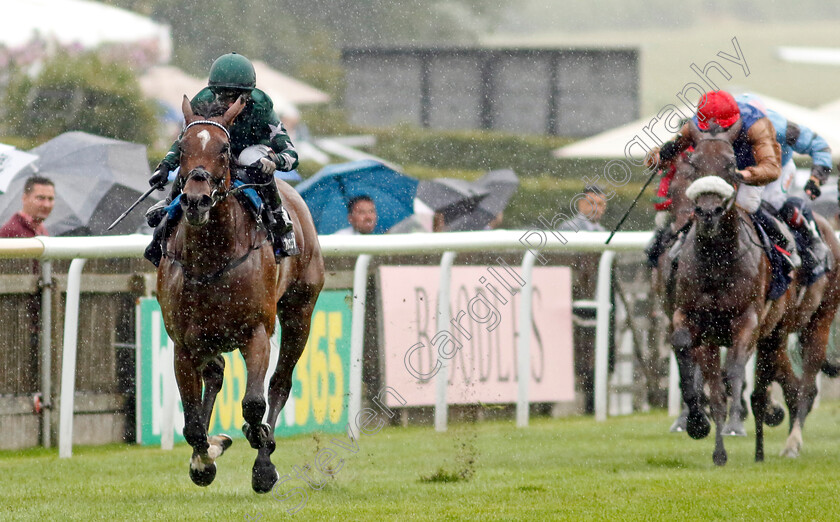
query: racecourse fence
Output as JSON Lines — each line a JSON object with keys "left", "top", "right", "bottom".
{"left": 0, "top": 231, "right": 757, "bottom": 457}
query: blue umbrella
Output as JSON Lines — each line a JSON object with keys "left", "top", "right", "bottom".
{"left": 296, "top": 160, "right": 418, "bottom": 234}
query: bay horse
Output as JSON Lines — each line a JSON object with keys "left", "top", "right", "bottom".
{"left": 156, "top": 96, "right": 324, "bottom": 492}
{"left": 669, "top": 121, "right": 799, "bottom": 465}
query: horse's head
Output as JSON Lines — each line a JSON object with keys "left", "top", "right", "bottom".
{"left": 667, "top": 120, "right": 742, "bottom": 232}
{"left": 685, "top": 119, "right": 741, "bottom": 183}
{"left": 178, "top": 95, "right": 245, "bottom": 226}
{"left": 685, "top": 176, "right": 736, "bottom": 238}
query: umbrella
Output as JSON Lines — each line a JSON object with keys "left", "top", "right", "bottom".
{"left": 0, "top": 144, "right": 39, "bottom": 194}
{"left": 295, "top": 160, "right": 418, "bottom": 234}
{"left": 387, "top": 198, "right": 436, "bottom": 233}
{"left": 0, "top": 132, "right": 156, "bottom": 236}
{"left": 447, "top": 169, "right": 520, "bottom": 231}
{"left": 416, "top": 178, "right": 489, "bottom": 225}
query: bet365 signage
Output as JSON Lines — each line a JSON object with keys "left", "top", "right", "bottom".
{"left": 136, "top": 291, "right": 351, "bottom": 445}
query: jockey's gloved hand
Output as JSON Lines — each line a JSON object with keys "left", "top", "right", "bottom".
{"left": 804, "top": 178, "right": 821, "bottom": 200}
{"left": 253, "top": 157, "right": 277, "bottom": 175}
{"left": 149, "top": 165, "right": 169, "bottom": 190}
{"left": 251, "top": 150, "right": 281, "bottom": 176}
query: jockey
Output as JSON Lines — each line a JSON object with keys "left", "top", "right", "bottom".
{"left": 736, "top": 93, "right": 832, "bottom": 284}
{"left": 645, "top": 90, "right": 790, "bottom": 272}
{"left": 144, "top": 52, "right": 299, "bottom": 266}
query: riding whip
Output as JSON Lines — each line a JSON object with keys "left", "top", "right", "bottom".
{"left": 605, "top": 166, "right": 660, "bottom": 244}
{"left": 107, "top": 185, "right": 161, "bottom": 231}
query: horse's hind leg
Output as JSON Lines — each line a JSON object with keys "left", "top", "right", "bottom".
{"left": 265, "top": 285, "right": 319, "bottom": 429}
{"left": 201, "top": 357, "right": 233, "bottom": 462}
{"left": 174, "top": 348, "right": 217, "bottom": 487}
{"left": 751, "top": 337, "right": 780, "bottom": 462}
{"left": 240, "top": 325, "right": 277, "bottom": 493}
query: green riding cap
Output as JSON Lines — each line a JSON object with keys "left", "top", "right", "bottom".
{"left": 208, "top": 52, "right": 256, "bottom": 91}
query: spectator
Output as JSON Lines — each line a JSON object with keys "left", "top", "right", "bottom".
{"left": 335, "top": 195, "right": 378, "bottom": 235}
{"left": 0, "top": 176, "right": 55, "bottom": 238}
{"left": 558, "top": 186, "right": 607, "bottom": 232}
{"left": 553, "top": 185, "right": 608, "bottom": 414}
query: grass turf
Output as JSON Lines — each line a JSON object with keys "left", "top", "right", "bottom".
{"left": 3, "top": 402, "right": 840, "bottom": 521}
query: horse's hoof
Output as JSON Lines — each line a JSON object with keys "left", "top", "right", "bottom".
{"left": 211, "top": 434, "right": 234, "bottom": 453}
{"left": 669, "top": 415, "right": 687, "bottom": 433}
{"left": 713, "top": 450, "right": 728, "bottom": 466}
{"left": 722, "top": 422, "right": 747, "bottom": 437}
{"left": 190, "top": 462, "right": 217, "bottom": 487}
{"left": 764, "top": 405, "right": 785, "bottom": 427}
{"left": 780, "top": 443, "right": 801, "bottom": 458}
{"left": 686, "top": 410, "right": 710, "bottom": 440}
{"left": 252, "top": 463, "right": 279, "bottom": 494}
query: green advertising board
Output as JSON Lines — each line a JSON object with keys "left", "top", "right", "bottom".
{"left": 136, "top": 291, "right": 351, "bottom": 445}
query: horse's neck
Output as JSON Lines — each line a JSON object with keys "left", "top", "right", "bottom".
{"left": 180, "top": 199, "right": 250, "bottom": 263}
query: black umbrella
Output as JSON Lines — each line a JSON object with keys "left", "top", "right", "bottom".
{"left": 416, "top": 178, "right": 489, "bottom": 225}
{"left": 0, "top": 132, "right": 158, "bottom": 236}
{"left": 447, "top": 169, "right": 520, "bottom": 231}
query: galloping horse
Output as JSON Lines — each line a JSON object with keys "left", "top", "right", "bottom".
{"left": 662, "top": 122, "right": 840, "bottom": 462}
{"left": 669, "top": 121, "right": 799, "bottom": 465}
{"left": 157, "top": 96, "right": 324, "bottom": 492}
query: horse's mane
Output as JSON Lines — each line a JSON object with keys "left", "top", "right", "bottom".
{"left": 193, "top": 100, "right": 228, "bottom": 119}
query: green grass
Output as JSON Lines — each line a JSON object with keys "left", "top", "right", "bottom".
{"left": 4, "top": 402, "right": 840, "bottom": 520}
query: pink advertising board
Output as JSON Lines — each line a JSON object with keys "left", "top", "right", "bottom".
{"left": 378, "top": 265, "right": 574, "bottom": 406}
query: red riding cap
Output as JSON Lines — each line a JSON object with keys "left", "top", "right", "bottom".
{"left": 696, "top": 90, "right": 740, "bottom": 130}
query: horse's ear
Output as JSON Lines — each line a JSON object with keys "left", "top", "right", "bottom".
{"left": 723, "top": 119, "right": 743, "bottom": 143}
{"left": 221, "top": 96, "right": 246, "bottom": 128}
{"left": 182, "top": 95, "right": 196, "bottom": 123}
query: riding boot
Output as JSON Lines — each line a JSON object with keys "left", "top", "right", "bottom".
{"left": 645, "top": 226, "right": 674, "bottom": 268}
{"left": 144, "top": 215, "right": 167, "bottom": 267}
{"left": 780, "top": 198, "right": 828, "bottom": 285}
{"left": 145, "top": 178, "right": 183, "bottom": 228}
{"left": 257, "top": 181, "right": 299, "bottom": 260}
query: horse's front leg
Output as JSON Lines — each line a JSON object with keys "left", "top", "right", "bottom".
{"left": 174, "top": 347, "right": 219, "bottom": 487}
{"left": 240, "top": 325, "right": 278, "bottom": 494}
{"left": 722, "top": 309, "right": 760, "bottom": 437}
{"left": 695, "top": 344, "right": 727, "bottom": 465}
{"left": 671, "top": 310, "right": 709, "bottom": 440}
